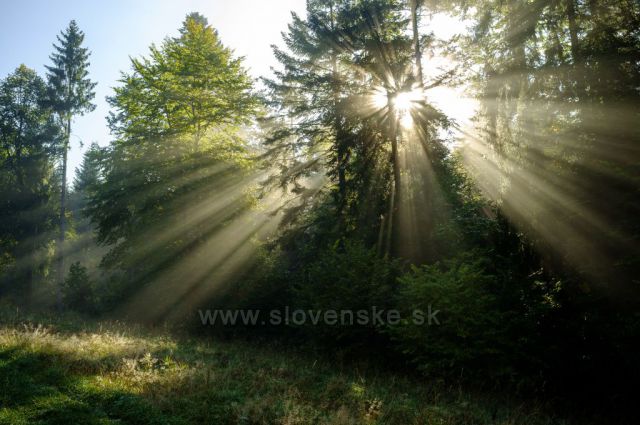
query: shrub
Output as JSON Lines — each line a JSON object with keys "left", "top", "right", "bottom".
{"left": 62, "top": 262, "right": 95, "bottom": 314}
{"left": 389, "top": 256, "right": 508, "bottom": 380}
{"left": 292, "top": 240, "right": 401, "bottom": 346}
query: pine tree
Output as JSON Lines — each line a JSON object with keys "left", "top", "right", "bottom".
{"left": 263, "top": 0, "right": 450, "bottom": 258}
{"left": 70, "top": 142, "right": 104, "bottom": 234}
{"left": 45, "top": 20, "right": 96, "bottom": 305}
{"left": 263, "top": 0, "right": 405, "bottom": 227}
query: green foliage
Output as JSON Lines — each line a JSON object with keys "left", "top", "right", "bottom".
{"left": 390, "top": 256, "right": 506, "bottom": 379}
{"left": 0, "top": 1, "right": 638, "bottom": 418}
{"left": 45, "top": 19, "right": 97, "bottom": 300}
{"left": 439, "top": 0, "right": 640, "bottom": 394}
{"left": 429, "top": 151, "right": 499, "bottom": 258}
{"left": 69, "top": 143, "right": 105, "bottom": 234}
{"left": 83, "top": 14, "right": 258, "bottom": 315}
{"left": 107, "top": 13, "right": 256, "bottom": 141}
{"left": 0, "top": 65, "right": 59, "bottom": 298}
{"left": 292, "top": 240, "right": 400, "bottom": 343}
{"left": 62, "top": 262, "right": 94, "bottom": 313}
{"left": 73, "top": 143, "right": 104, "bottom": 197}
{"left": 226, "top": 246, "right": 292, "bottom": 310}
{"left": 454, "top": 0, "right": 640, "bottom": 291}
{"left": 262, "top": 0, "right": 436, "bottom": 239}
{"left": 45, "top": 20, "right": 96, "bottom": 119}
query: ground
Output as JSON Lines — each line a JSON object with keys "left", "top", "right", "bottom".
{"left": 0, "top": 306, "right": 575, "bottom": 425}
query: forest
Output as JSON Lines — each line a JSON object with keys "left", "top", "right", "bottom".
{"left": 0, "top": 0, "right": 639, "bottom": 423}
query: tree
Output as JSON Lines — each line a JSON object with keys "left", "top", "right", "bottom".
{"left": 452, "top": 0, "right": 640, "bottom": 293}
{"left": 440, "top": 0, "right": 640, "bottom": 399}
{"left": 69, "top": 142, "right": 105, "bottom": 235}
{"left": 410, "top": 0, "right": 424, "bottom": 86}
{"left": 60, "top": 143, "right": 107, "bottom": 289}
{"left": 264, "top": 0, "right": 450, "bottom": 259}
{"left": 73, "top": 142, "right": 104, "bottom": 198}
{"left": 87, "top": 14, "right": 257, "bottom": 312}
{"left": 62, "top": 261, "right": 93, "bottom": 313}
{"left": 45, "top": 20, "right": 97, "bottom": 305}
{"left": 0, "top": 65, "right": 60, "bottom": 300}
{"left": 263, "top": 0, "right": 404, "bottom": 233}
{"left": 107, "top": 12, "right": 255, "bottom": 143}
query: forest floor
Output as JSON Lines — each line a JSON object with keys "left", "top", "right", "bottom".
{"left": 0, "top": 306, "right": 586, "bottom": 425}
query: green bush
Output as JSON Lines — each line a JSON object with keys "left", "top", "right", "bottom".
{"left": 389, "top": 256, "right": 508, "bottom": 380}
{"left": 62, "top": 262, "right": 95, "bottom": 314}
{"left": 292, "top": 240, "right": 401, "bottom": 345}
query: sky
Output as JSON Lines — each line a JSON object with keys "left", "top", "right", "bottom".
{"left": 0, "top": 0, "right": 471, "bottom": 180}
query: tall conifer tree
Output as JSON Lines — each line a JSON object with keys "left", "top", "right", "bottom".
{"left": 45, "top": 20, "right": 96, "bottom": 300}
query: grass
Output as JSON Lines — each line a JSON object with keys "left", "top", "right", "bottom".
{"left": 0, "top": 306, "right": 576, "bottom": 424}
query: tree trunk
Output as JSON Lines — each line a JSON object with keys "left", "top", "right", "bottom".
{"left": 385, "top": 99, "right": 401, "bottom": 257}
{"left": 566, "top": 0, "right": 580, "bottom": 62}
{"left": 565, "top": 0, "right": 585, "bottom": 99}
{"left": 56, "top": 116, "right": 70, "bottom": 309}
{"left": 333, "top": 57, "right": 347, "bottom": 210}
{"left": 329, "top": 3, "right": 347, "bottom": 212}
{"left": 410, "top": 0, "right": 424, "bottom": 87}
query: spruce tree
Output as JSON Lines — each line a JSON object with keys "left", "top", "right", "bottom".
{"left": 45, "top": 20, "right": 96, "bottom": 303}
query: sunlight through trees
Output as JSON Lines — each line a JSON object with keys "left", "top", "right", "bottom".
{"left": 1, "top": 1, "right": 639, "bottom": 421}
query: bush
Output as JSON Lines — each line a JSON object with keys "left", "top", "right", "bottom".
{"left": 292, "top": 240, "right": 401, "bottom": 346}
{"left": 62, "top": 262, "right": 95, "bottom": 314}
{"left": 389, "top": 256, "right": 508, "bottom": 380}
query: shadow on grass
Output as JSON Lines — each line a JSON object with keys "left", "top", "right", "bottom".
{"left": 0, "top": 313, "right": 586, "bottom": 425}
{"left": 0, "top": 345, "right": 171, "bottom": 425}
{"left": 0, "top": 338, "right": 265, "bottom": 425}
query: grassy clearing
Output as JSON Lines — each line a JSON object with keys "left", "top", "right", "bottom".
{"left": 0, "top": 307, "right": 574, "bottom": 425}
